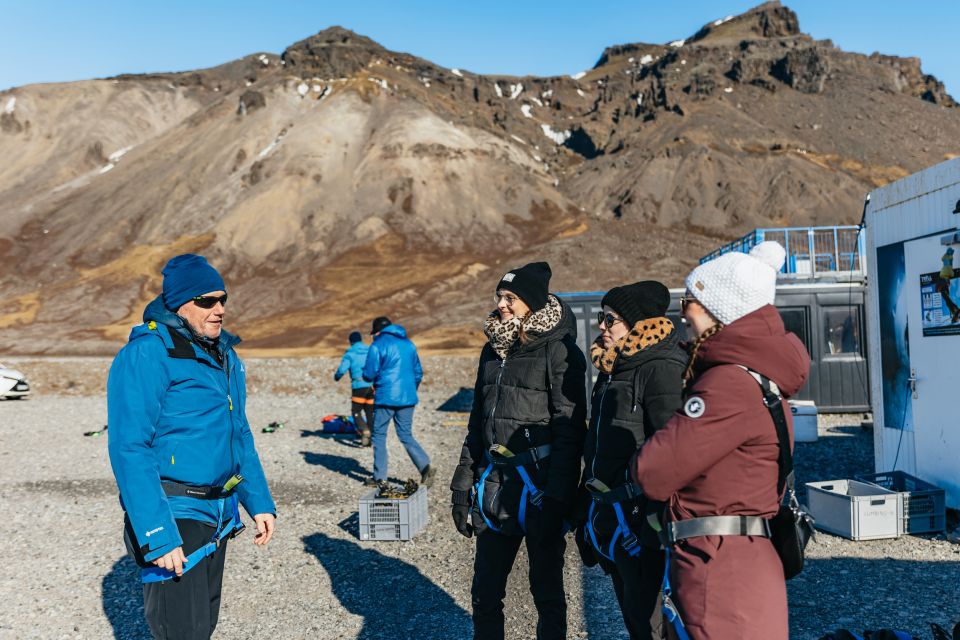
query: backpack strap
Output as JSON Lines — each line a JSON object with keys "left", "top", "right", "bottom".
{"left": 737, "top": 366, "right": 794, "bottom": 497}
{"left": 166, "top": 327, "right": 196, "bottom": 359}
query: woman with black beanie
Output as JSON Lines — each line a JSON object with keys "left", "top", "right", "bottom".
{"left": 574, "top": 280, "right": 686, "bottom": 640}
{"left": 449, "top": 261, "right": 587, "bottom": 640}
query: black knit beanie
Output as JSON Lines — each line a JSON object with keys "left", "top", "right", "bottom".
{"left": 496, "top": 262, "right": 552, "bottom": 312}
{"left": 601, "top": 280, "right": 671, "bottom": 327}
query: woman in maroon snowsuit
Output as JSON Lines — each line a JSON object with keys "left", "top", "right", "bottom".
{"left": 631, "top": 242, "right": 810, "bottom": 640}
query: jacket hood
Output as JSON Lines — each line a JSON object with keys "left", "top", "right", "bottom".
{"left": 378, "top": 324, "right": 408, "bottom": 339}
{"left": 695, "top": 304, "right": 810, "bottom": 397}
{"left": 136, "top": 295, "right": 239, "bottom": 349}
{"left": 518, "top": 296, "right": 577, "bottom": 352}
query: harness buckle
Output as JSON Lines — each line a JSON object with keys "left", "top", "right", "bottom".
{"left": 620, "top": 531, "right": 641, "bottom": 554}
{"left": 528, "top": 488, "right": 545, "bottom": 508}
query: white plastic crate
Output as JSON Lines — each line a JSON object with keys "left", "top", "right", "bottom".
{"left": 789, "top": 400, "right": 818, "bottom": 442}
{"left": 805, "top": 479, "right": 903, "bottom": 540}
{"left": 359, "top": 486, "right": 429, "bottom": 541}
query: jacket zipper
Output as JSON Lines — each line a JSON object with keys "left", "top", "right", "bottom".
{"left": 489, "top": 357, "right": 507, "bottom": 445}
{"left": 590, "top": 377, "right": 612, "bottom": 478}
{"left": 224, "top": 350, "right": 238, "bottom": 475}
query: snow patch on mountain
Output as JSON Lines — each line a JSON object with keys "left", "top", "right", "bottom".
{"left": 541, "top": 124, "right": 571, "bottom": 144}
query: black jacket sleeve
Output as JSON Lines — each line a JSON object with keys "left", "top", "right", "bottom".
{"left": 450, "top": 347, "right": 490, "bottom": 493}
{"left": 544, "top": 337, "right": 588, "bottom": 503}
{"left": 641, "top": 360, "right": 685, "bottom": 439}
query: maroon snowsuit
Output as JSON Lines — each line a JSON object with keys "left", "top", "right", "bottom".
{"left": 631, "top": 305, "right": 810, "bottom": 640}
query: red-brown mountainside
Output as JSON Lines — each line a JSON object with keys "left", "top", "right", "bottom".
{"left": 1, "top": 2, "right": 958, "bottom": 355}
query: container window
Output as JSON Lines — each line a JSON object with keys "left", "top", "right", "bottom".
{"left": 778, "top": 307, "right": 810, "bottom": 353}
{"left": 823, "top": 306, "right": 862, "bottom": 355}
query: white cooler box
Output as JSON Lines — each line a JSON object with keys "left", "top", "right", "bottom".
{"left": 789, "top": 400, "right": 818, "bottom": 442}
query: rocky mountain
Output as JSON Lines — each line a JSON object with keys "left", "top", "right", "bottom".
{"left": 1, "top": 2, "right": 958, "bottom": 355}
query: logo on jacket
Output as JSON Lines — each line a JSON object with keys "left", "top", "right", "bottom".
{"left": 145, "top": 526, "right": 164, "bottom": 537}
{"left": 684, "top": 396, "right": 706, "bottom": 418}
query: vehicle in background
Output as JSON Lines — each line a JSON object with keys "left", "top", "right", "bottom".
{"left": 0, "top": 363, "right": 30, "bottom": 399}
{"left": 560, "top": 224, "right": 870, "bottom": 414}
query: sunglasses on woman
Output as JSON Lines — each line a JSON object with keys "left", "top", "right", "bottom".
{"left": 495, "top": 292, "right": 519, "bottom": 306}
{"left": 597, "top": 312, "right": 624, "bottom": 328}
{"left": 191, "top": 294, "right": 228, "bottom": 309}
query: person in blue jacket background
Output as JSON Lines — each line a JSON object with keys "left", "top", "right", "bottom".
{"left": 334, "top": 331, "right": 374, "bottom": 446}
{"left": 107, "top": 254, "right": 276, "bottom": 640}
{"left": 362, "top": 316, "right": 434, "bottom": 488}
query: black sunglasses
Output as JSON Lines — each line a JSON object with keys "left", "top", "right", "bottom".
{"left": 597, "top": 311, "right": 623, "bottom": 328}
{"left": 191, "top": 294, "right": 228, "bottom": 309}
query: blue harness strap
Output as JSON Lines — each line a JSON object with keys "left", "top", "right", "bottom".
{"left": 661, "top": 547, "right": 692, "bottom": 640}
{"left": 584, "top": 480, "right": 643, "bottom": 562}
{"left": 475, "top": 461, "right": 502, "bottom": 533}
{"left": 141, "top": 495, "right": 243, "bottom": 584}
{"left": 474, "top": 447, "right": 546, "bottom": 534}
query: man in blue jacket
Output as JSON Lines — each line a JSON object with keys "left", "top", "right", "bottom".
{"left": 107, "top": 254, "right": 276, "bottom": 640}
{"left": 334, "top": 331, "right": 374, "bottom": 446}
{"left": 362, "top": 316, "right": 434, "bottom": 487}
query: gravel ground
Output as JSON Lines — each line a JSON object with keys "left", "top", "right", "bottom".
{"left": 1, "top": 356, "right": 957, "bottom": 639}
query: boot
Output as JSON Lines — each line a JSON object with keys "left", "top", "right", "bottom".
{"left": 420, "top": 464, "right": 436, "bottom": 488}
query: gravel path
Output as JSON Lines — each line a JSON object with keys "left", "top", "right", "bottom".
{"left": 1, "top": 357, "right": 957, "bottom": 639}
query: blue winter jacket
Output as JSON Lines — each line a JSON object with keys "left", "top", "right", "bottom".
{"left": 334, "top": 342, "right": 372, "bottom": 390}
{"left": 107, "top": 297, "right": 275, "bottom": 562}
{"left": 362, "top": 324, "right": 423, "bottom": 407}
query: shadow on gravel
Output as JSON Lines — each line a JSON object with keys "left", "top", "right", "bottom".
{"left": 793, "top": 424, "right": 874, "bottom": 502}
{"left": 788, "top": 556, "right": 960, "bottom": 638}
{"left": 303, "top": 532, "right": 471, "bottom": 639}
{"left": 437, "top": 387, "right": 474, "bottom": 412}
{"left": 101, "top": 556, "right": 150, "bottom": 640}
{"left": 338, "top": 513, "right": 360, "bottom": 538}
{"left": 581, "top": 564, "right": 630, "bottom": 639}
{"left": 301, "top": 451, "right": 373, "bottom": 482}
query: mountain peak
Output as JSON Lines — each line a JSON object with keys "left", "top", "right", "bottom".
{"left": 689, "top": 2, "right": 801, "bottom": 44}
{"left": 281, "top": 26, "right": 388, "bottom": 78}
{"left": 594, "top": 2, "right": 801, "bottom": 69}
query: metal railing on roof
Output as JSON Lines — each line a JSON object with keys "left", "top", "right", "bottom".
{"left": 699, "top": 226, "right": 865, "bottom": 280}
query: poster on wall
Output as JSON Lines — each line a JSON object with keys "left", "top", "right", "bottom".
{"left": 920, "top": 271, "right": 960, "bottom": 336}
{"left": 877, "top": 242, "right": 913, "bottom": 431}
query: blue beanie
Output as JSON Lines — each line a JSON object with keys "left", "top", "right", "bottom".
{"left": 349, "top": 331, "right": 362, "bottom": 344}
{"left": 162, "top": 254, "right": 226, "bottom": 310}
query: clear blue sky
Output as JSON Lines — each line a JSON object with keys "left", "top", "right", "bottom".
{"left": 1, "top": 1, "right": 956, "bottom": 97}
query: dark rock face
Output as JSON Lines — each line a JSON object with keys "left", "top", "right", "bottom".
{"left": 869, "top": 53, "right": 957, "bottom": 107}
{"left": 754, "top": 2, "right": 801, "bottom": 38}
{"left": 281, "top": 26, "right": 386, "bottom": 78}
{"left": 771, "top": 48, "right": 830, "bottom": 93}
{"left": 237, "top": 90, "right": 266, "bottom": 115}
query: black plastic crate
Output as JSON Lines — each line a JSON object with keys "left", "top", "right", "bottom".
{"left": 856, "top": 471, "right": 946, "bottom": 534}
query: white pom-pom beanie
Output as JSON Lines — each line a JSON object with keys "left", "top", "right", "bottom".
{"left": 684, "top": 241, "right": 786, "bottom": 325}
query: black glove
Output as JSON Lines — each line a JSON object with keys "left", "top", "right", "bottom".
{"left": 452, "top": 490, "right": 474, "bottom": 538}
{"left": 526, "top": 496, "right": 565, "bottom": 541}
{"left": 569, "top": 484, "right": 592, "bottom": 528}
{"left": 575, "top": 523, "right": 599, "bottom": 567}
{"left": 452, "top": 504, "right": 473, "bottom": 538}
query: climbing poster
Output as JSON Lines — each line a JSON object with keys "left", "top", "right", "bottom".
{"left": 920, "top": 271, "right": 960, "bottom": 336}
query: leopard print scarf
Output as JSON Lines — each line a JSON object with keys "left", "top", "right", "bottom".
{"left": 484, "top": 294, "right": 563, "bottom": 359}
{"left": 590, "top": 317, "right": 674, "bottom": 374}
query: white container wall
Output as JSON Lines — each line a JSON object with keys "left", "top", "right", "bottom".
{"left": 864, "top": 157, "right": 960, "bottom": 507}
